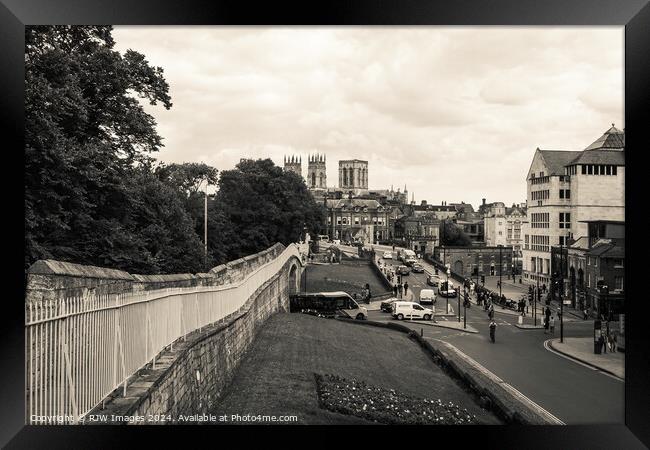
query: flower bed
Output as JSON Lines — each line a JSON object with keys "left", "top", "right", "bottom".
{"left": 315, "top": 373, "right": 479, "bottom": 425}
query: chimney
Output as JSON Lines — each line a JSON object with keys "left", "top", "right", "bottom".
{"left": 482, "top": 198, "right": 486, "bottom": 206}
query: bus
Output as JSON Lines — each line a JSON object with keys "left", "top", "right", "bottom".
{"left": 289, "top": 291, "right": 368, "bottom": 320}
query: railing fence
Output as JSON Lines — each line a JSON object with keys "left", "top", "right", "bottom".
{"left": 26, "top": 244, "right": 301, "bottom": 424}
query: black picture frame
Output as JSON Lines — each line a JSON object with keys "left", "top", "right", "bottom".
{"left": 2, "top": 0, "right": 649, "bottom": 447}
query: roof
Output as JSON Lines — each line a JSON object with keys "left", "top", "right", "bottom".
{"left": 568, "top": 150, "right": 625, "bottom": 166}
{"left": 584, "top": 125, "right": 625, "bottom": 151}
{"left": 506, "top": 206, "right": 526, "bottom": 216}
{"left": 569, "top": 236, "right": 590, "bottom": 250}
{"left": 586, "top": 240, "right": 624, "bottom": 258}
{"left": 413, "top": 204, "right": 457, "bottom": 212}
{"left": 326, "top": 198, "right": 382, "bottom": 209}
{"left": 538, "top": 150, "right": 582, "bottom": 175}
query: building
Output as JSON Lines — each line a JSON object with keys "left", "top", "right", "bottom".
{"left": 307, "top": 153, "right": 327, "bottom": 190}
{"left": 522, "top": 125, "right": 625, "bottom": 285}
{"left": 283, "top": 154, "right": 302, "bottom": 177}
{"left": 338, "top": 159, "right": 369, "bottom": 194}
{"left": 484, "top": 203, "right": 527, "bottom": 270}
{"left": 325, "top": 196, "right": 391, "bottom": 243}
{"left": 553, "top": 220, "right": 624, "bottom": 316}
{"left": 433, "top": 246, "right": 513, "bottom": 279}
{"left": 403, "top": 200, "right": 458, "bottom": 220}
{"left": 393, "top": 213, "right": 441, "bottom": 255}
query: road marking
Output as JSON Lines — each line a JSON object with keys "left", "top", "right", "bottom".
{"left": 433, "top": 339, "right": 565, "bottom": 425}
{"left": 543, "top": 340, "right": 624, "bottom": 382}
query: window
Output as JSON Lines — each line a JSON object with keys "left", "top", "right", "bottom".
{"left": 614, "top": 259, "right": 624, "bottom": 268}
{"left": 559, "top": 189, "right": 564, "bottom": 199}
{"left": 354, "top": 217, "right": 360, "bottom": 225}
{"left": 587, "top": 165, "right": 593, "bottom": 175}
{"left": 613, "top": 166, "right": 617, "bottom": 175}
{"left": 615, "top": 276, "right": 624, "bottom": 291}
{"left": 559, "top": 236, "right": 567, "bottom": 246}
{"left": 531, "top": 213, "right": 550, "bottom": 229}
{"left": 582, "top": 165, "right": 587, "bottom": 174}
{"left": 327, "top": 216, "right": 332, "bottom": 224}
{"left": 498, "top": 231, "right": 502, "bottom": 236}
{"left": 337, "top": 217, "right": 342, "bottom": 225}
{"left": 565, "top": 189, "right": 570, "bottom": 199}
{"left": 559, "top": 212, "right": 571, "bottom": 229}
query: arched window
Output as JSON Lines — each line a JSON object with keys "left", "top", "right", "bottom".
{"left": 311, "top": 172, "right": 316, "bottom": 187}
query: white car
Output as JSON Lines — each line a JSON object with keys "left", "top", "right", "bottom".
{"left": 392, "top": 301, "right": 434, "bottom": 321}
{"left": 419, "top": 289, "right": 436, "bottom": 305}
{"left": 383, "top": 251, "right": 393, "bottom": 259}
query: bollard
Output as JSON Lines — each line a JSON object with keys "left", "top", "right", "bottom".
{"left": 421, "top": 328, "right": 423, "bottom": 337}
{"left": 518, "top": 315, "right": 523, "bottom": 325}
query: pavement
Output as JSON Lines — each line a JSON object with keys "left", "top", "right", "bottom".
{"left": 546, "top": 337, "right": 624, "bottom": 380}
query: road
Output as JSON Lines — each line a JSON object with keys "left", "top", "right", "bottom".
{"left": 366, "top": 245, "right": 624, "bottom": 424}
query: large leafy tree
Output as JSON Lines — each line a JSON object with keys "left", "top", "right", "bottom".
{"left": 24, "top": 26, "right": 205, "bottom": 273}
{"left": 211, "top": 159, "right": 325, "bottom": 262}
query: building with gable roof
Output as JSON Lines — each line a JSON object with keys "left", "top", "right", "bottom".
{"left": 522, "top": 125, "right": 625, "bottom": 285}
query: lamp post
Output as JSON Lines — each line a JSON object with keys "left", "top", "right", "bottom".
{"left": 498, "top": 245, "right": 503, "bottom": 299}
{"left": 199, "top": 179, "right": 210, "bottom": 271}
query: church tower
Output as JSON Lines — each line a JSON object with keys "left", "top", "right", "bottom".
{"left": 283, "top": 155, "right": 302, "bottom": 178}
{"left": 307, "top": 153, "right": 327, "bottom": 189}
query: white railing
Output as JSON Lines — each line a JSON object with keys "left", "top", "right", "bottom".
{"left": 25, "top": 244, "right": 301, "bottom": 424}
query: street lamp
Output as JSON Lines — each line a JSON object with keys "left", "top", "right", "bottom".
{"left": 498, "top": 245, "right": 503, "bottom": 299}
{"left": 199, "top": 178, "right": 210, "bottom": 271}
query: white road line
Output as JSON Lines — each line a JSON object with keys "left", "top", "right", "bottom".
{"left": 433, "top": 339, "right": 565, "bottom": 425}
{"left": 543, "top": 340, "right": 624, "bottom": 382}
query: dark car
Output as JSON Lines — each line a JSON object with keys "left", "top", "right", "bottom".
{"left": 380, "top": 298, "right": 399, "bottom": 313}
{"left": 427, "top": 275, "right": 440, "bottom": 287}
{"left": 411, "top": 263, "right": 425, "bottom": 273}
{"left": 396, "top": 265, "right": 410, "bottom": 276}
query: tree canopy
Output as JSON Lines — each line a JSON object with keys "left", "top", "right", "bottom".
{"left": 440, "top": 219, "right": 473, "bottom": 247}
{"left": 25, "top": 26, "right": 326, "bottom": 274}
{"left": 210, "top": 159, "right": 325, "bottom": 262}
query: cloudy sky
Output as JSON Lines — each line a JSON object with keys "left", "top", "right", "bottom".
{"left": 112, "top": 27, "right": 623, "bottom": 207}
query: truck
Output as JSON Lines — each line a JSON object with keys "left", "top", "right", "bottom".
{"left": 397, "top": 248, "right": 416, "bottom": 263}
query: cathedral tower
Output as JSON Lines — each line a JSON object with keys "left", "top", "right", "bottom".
{"left": 307, "top": 153, "right": 327, "bottom": 189}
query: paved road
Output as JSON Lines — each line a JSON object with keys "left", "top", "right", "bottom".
{"left": 368, "top": 247, "right": 623, "bottom": 424}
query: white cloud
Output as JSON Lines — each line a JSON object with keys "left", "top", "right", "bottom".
{"left": 112, "top": 26, "right": 624, "bottom": 208}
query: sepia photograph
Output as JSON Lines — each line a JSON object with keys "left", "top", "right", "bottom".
{"left": 21, "top": 24, "right": 631, "bottom": 429}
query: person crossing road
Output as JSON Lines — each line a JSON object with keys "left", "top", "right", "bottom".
{"left": 489, "top": 319, "right": 497, "bottom": 343}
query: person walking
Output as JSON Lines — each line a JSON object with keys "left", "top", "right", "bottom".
{"left": 404, "top": 281, "right": 409, "bottom": 296}
{"left": 489, "top": 319, "right": 497, "bottom": 343}
{"left": 488, "top": 304, "right": 494, "bottom": 320}
{"left": 549, "top": 314, "right": 556, "bottom": 335}
{"left": 393, "top": 284, "right": 398, "bottom": 297}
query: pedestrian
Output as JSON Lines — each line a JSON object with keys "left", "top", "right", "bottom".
{"left": 393, "top": 284, "right": 398, "bottom": 297}
{"left": 489, "top": 319, "right": 497, "bottom": 343}
{"left": 602, "top": 331, "right": 607, "bottom": 354}
{"left": 612, "top": 332, "right": 618, "bottom": 352}
{"left": 404, "top": 281, "right": 409, "bottom": 296}
{"left": 583, "top": 308, "right": 588, "bottom": 320}
{"left": 549, "top": 315, "right": 556, "bottom": 335}
{"left": 543, "top": 316, "right": 548, "bottom": 334}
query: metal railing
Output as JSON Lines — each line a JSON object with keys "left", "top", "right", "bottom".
{"left": 25, "top": 244, "right": 301, "bottom": 424}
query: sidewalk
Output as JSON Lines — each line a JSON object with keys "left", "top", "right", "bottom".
{"left": 547, "top": 337, "right": 624, "bottom": 380}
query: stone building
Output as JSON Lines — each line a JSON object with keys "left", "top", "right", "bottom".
{"left": 325, "top": 197, "right": 391, "bottom": 243}
{"left": 307, "top": 153, "right": 327, "bottom": 190}
{"left": 434, "top": 246, "right": 513, "bottom": 278}
{"left": 522, "top": 125, "right": 625, "bottom": 285}
{"left": 393, "top": 214, "right": 441, "bottom": 255}
{"left": 339, "top": 159, "right": 368, "bottom": 193}
{"left": 283, "top": 154, "right": 302, "bottom": 177}
{"left": 484, "top": 203, "right": 527, "bottom": 270}
{"left": 552, "top": 220, "right": 624, "bottom": 315}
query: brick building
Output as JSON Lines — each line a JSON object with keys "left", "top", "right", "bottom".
{"left": 433, "top": 245, "right": 513, "bottom": 278}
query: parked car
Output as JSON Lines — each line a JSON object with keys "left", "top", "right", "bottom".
{"left": 383, "top": 251, "right": 393, "bottom": 259}
{"left": 411, "top": 263, "right": 424, "bottom": 273}
{"left": 396, "top": 265, "right": 410, "bottom": 276}
{"left": 392, "top": 301, "right": 433, "bottom": 321}
{"left": 380, "top": 297, "right": 399, "bottom": 313}
{"left": 427, "top": 275, "right": 440, "bottom": 287}
{"left": 419, "top": 289, "right": 436, "bottom": 305}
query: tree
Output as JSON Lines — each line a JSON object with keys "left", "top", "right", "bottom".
{"left": 440, "top": 219, "right": 472, "bottom": 247}
{"left": 210, "top": 158, "right": 325, "bottom": 262}
{"left": 24, "top": 26, "right": 197, "bottom": 273}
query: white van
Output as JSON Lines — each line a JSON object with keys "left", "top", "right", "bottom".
{"left": 392, "top": 301, "right": 434, "bottom": 321}
{"left": 419, "top": 289, "right": 436, "bottom": 305}
{"left": 400, "top": 249, "right": 416, "bottom": 262}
